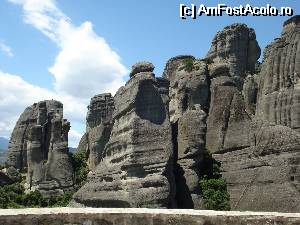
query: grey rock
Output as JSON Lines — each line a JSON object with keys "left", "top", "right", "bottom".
{"left": 6, "top": 100, "right": 73, "bottom": 196}
{"left": 5, "top": 166, "right": 22, "bottom": 183}
{"left": 256, "top": 16, "right": 300, "bottom": 130}
{"left": 0, "top": 171, "right": 13, "bottom": 186}
{"left": 130, "top": 61, "right": 155, "bottom": 78}
{"left": 72, "top": 67, "right": 175, "bottom": 208}
{"left": 209, "top": 63, "right": 230, "bottom": 78}
{"left": 214, "top": 122, "right": 300, "bottom": 213}
{"left": 25, "top": 101, "right": 73, "bottom": 196}
{"left": 206, "top": 76, "right": 251, "bottom": 153}
{"left": 80, "top": 93, "right": 114, "bottom": 170}
{"left": 213, "top": 17, "right": 300, "bottom": 212}
{"left": 6, "top": 100, "right": 63, "bottom": 170}
{"left": 206, "top": 23, "right": 261, "bottom": 77}
{"left": 71, "top": 17, "right": 300, "bottom": 212}
{"left": 175, "top": 108, "right": 207, "bottom": 208}
{"left": 163, "top": 56, "right": 209, "bottom": 123}
{"left": 243, "top": 74, "right": 258, "bottom": 116}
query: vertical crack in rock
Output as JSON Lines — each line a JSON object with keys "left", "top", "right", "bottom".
{"left": 163, "top": 56, "right": 210, "bottom": 209}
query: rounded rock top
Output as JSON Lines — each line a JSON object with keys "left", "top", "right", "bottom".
{"left": 130, "top": 61, "right": 155, "bottom": 77}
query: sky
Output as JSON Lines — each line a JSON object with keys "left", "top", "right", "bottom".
{"left": 0, "top": 0, "right": 299, "bottom": 147}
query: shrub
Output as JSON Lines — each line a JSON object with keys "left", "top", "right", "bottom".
{"left": 199, "top": 151, "right": 231, "bottom": 211}
{"left": 183, "top": 58, "right": 194, "bottom": 72}
{"left": 69, "top": 150, "right": 89, "bottom": 189}
{"left": 0, "top": 181, "right": 74, "bottom": 208}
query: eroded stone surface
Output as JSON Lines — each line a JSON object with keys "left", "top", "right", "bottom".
{"left": 256, "top": 16, "right": 300, "bottom": 130}
{"left": 78, "top": 93, "right": 114, "bottom": 170}
{"left": 72, "top": 68, "right": 175, "bottom": 208}
{"left": 26, "top": 101, "right": 74, "bottom": 196}
{"left": 206, "top": 23, "right": 261, "bottom": 77}
{"left": 6, "top": 100, "right": 73, "bottom": 196}
{"left": 6, "top": 101, "right": 63, "bottom": 170}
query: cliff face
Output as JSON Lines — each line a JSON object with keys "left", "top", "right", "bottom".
{"left": 7, "top": 101, "right": 63, "bottom": 170}
{"left": 77, "top": 93, "right": 114, "bottom": 171}
{"left": 72, "top": 63, "right": 175, "bottom": 208}
{"left": 6, "top": 100, "right": 74, "bottom": 196}
{"left": 71, "top": 16, "right": 300, "bottom": 212}
{"left": 214, "top": 16, "right": 300, "bottom": 212}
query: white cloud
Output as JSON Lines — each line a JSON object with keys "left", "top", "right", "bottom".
{"left": 0, "top": 41, "right": 14, "bottom": 57}
{"left": 0, "top": 71, "right": 87, "bottom": 147}
{"left": 3, "top": 0, "right": 129, "bottom": 147}
{"left": 9, "top": 0, "right": 128, "bottom": 98}
{"left": 49, "top": 21, "right": 127, "bottom": 98}
{"left": 68, "top": 129, "right": 83, "bottom": 148}
{"left": 0, "top": 71, "right": 53, "bottom": 138}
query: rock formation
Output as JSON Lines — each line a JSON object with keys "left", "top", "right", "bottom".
{"left": 72, "top": 62, "right": 175, "bottom": 208}
{"left": 6, "top": 100, "right": 74, "bottom": 196}
{"left": 77, "top": 93, "right": 114, "bottom": 171}
{"left": 214, "top": 16, "right": 300, "bottom": 212}
{"left": 70, "top": 16, "right": 300, "bottom": 212}
{"left": 5, "top": 16, "right": 299, "bottom": 212}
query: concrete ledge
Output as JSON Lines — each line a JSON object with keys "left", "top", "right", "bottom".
{"left": 0, "top": 208, "right": 300, "bottom": 225}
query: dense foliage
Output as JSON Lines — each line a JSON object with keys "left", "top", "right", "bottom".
{"left": 69, "top": 149, "right": 89, "bottom": 189}
{"left": 0, "top": 182, "right": 73, "bottom": 209}
{"left": 199, "top": 151, "right": 231, "bottom": 211}
{"left": 0, "top": 149, "right": 88, "bottom": 209}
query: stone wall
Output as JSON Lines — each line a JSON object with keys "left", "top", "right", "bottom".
{"left": 0, "top": 208, "right": 300, "bottom": 225}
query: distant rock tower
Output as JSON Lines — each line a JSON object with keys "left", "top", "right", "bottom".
{"left": 6, "top": 100, "right": 74, "bottom": 196}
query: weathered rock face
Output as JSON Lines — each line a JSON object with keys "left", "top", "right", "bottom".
{"left": 69, "top": 17, "right": 300, "bottom": 212}
{"left": 206, "top": 23, "right": 261, "bottom": 78}
{"left": 7, "top": 100, "right": 74, "bottom": 196}
{"left": 175, "top": 108, "right": 206, "bottom": 209}
{"left": 163, "top": 56, "right": 209, "bottom": 123}
{"left": 6, "top": 101, "right": 63, "bottom": 170}
{"left": 162, "top": 56, "right": 210, "bottom": 208}
{"left": 72, "top": 62, "right": 175, "bottom": 208}
{"left": 206, "top": 74, "right": 251, "bottom": 153}
{"left": 214, "top": 122, "right": 300, "bottom": 212}
{"left": 256, "top": 16, "right": 300, "bottom": 130}
{"left": 78, "top": 94, "right": 114, "bottom": 170}
{"left": 212, "top": 16, "right": 300, "bottom": 213}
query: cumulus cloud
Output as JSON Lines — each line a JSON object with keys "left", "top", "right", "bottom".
{"left": 3, "top": 0, "right": 128, "bottom": 147}
{"left": 0, "top": 41, "right": 14, "bottom": 57}
{"left": 0, "top": 71, "right": 86, "bottom": 147}
{"left": 8, "top": 0, "right": 128, "bottom": 98}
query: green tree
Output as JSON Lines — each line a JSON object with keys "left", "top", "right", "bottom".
{"left": 199, "top": 151, "right": 231, "bottom": 211}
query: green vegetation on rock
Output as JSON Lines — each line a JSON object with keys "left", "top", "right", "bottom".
{"left": 0, "top": 182, "right": 73, "bottom": 209}
{"left": 69, "top": 149, "right": 89, "bottom": 190}
{"left": 0, "top": 149, "right": 89, "bottom": 209}
{"left": 199, "top": 151, "right": 230, "bottom": 211}
{"left": 183, "top": 58, "right": 195, "bottom": 72}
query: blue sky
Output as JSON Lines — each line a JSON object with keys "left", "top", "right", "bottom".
{"left": 0, "top": 0, "right": 299, "bottom": 147}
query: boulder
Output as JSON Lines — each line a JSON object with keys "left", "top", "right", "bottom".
{"left": 130, "top": 61, "right": 155, "bottom": 78}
